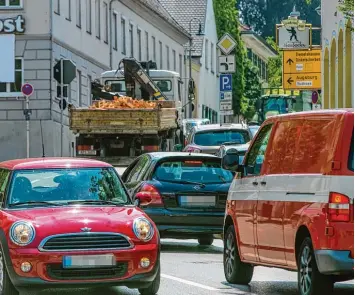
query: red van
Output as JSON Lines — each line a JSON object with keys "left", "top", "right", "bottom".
{"left": 222, "top": 109, "right": 354, "bottom": 295}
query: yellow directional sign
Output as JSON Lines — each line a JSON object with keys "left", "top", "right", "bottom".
{"left": 283, "top": 49, "right": 321, "bottom": 74}
{"left": 283, "top": 73, "right": 321, "bottom": 90}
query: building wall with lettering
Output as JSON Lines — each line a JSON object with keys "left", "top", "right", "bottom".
{"left": 321, "top": 0, "right": 354, "bottom": 109}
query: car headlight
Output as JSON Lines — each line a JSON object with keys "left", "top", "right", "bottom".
{"left": 133, "top": 217, "right": 154, "bottom": 242}
{"left": 10, "top": 221, "right": 36, "bottom": 246}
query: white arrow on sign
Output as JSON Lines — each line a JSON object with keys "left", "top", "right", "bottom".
{"left": 219, "top": 55, "right": 236, "bottom": 73}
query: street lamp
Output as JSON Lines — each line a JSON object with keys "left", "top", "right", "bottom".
{"left": 188, "top": 18, "right": 204, "bottom": 118}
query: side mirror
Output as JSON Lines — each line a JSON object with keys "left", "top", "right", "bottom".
{"left": 174, "top": 144, "right": 183, "bottom": 151}
{"left": 222, "top": 149, "right": 240, "bottom": 171}
{"left": 135, "top": 192, "right": 152, "bottom": 207}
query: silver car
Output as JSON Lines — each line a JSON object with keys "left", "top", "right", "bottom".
{"left": 183, "top": 124, "right": 252, "bottom": 155}
{"left": 216, "top": 143, "right": 250, "bottom": 165}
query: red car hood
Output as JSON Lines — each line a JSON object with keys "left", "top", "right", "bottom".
{"left": 3, "top": 206, "right": 148, "bottom": 247}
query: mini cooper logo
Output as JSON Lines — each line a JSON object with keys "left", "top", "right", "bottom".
{"left": 81, "top": 227, "right": 91, "bottom": 232}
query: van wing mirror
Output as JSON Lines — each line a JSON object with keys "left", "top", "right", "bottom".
{"left": 222, "top": 148, "right": 240, "bottom": 171}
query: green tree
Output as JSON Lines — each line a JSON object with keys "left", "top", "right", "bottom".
{"left": 213, "top": 0, "right": 245, "bottom": 115}
{"left": 266, "top": 37, "right": 282, "bottom": 87}
{"left": 242, "top": 59, "right": 261, "bottom": 120}
{"left": 339, "top": 0, "right": 354, "bottom": 29}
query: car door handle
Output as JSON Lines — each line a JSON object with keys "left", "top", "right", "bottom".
{"left": 252, "top": 181, "right": 258, "bottom": 186}
{"left": 260, "top": 181, "right": 266, "bottom": 186}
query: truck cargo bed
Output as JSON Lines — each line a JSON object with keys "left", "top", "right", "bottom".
{"left": 69, "top": 103, "right": 177, "bottom": 135}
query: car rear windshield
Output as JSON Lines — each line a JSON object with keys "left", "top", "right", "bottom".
{"left": 194, "top": 130, "right": 250, "bottom": 146}
{"left": 7, "top": 168, "right": 129, "bottom": 206}
{"left": 153, "top": 158, "right": 234, "bottom": 184}
{"left": 349, "top": 131, "right": 354, "bottom": 171}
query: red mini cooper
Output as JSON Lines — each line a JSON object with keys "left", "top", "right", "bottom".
{"left": 0, "top": 158, "right": 160, "bottom": 295}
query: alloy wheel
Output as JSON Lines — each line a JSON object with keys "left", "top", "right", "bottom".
{"left": 225, "top": 232, "right": 235, "bottom": 277}
{"left": 299, "top": 245, "right": 312, "bottom": 294}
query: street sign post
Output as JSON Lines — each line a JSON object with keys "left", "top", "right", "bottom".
{"left": 220, "top": 91, "right": 232, "bottom": 101}
{"left": 21, "top": 83, "right": 34, "bottom": 158}
{"left": 54, "top": 59, "right": 76, "bottom": 156}
{"left": 277, "top": 26, "right": 311, "bottom": 50}
{"left": 217, "top": 33, "right": 237, "bottom": 55}
{"left": 282, "top": 49, "right": 322, "bottom": 90}
{"left": 219, "top": 74, "right": 232, "bottom": 92}
{"left": 218, "top": 55, "right": 236, "bottom": 73}
{"left": 312, "top": 91, "right": 319, "bottom": 104}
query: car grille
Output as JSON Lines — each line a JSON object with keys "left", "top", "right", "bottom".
{"left": 46, "top": 262, "right": 128, "bottom": 280}
{"left": 39, "top": 233, "right": 133, "bottom": 252}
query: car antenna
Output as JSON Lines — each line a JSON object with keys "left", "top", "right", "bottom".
{"left": 40, "top": 119, "right": 45, "bottom": 157}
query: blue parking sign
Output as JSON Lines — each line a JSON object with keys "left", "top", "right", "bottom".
{"left": 219, "top": 74, "right": 232, "bottom": 92}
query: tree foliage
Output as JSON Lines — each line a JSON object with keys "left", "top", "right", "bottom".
{"left": 339, "top": 0, "right": 354, "bottom": 29}
{"left": 242, "top": 59, "right": 261, "bottom": 120}
{"left": 266, "top": 37, "right": 282, "bottom": 88}
{"left": 213, "top": 0, "right": 245, "bottom": 115}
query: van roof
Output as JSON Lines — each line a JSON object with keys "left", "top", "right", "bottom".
{"left": 264, "top": 109, "right": 354, "bottom": 124}
{"left": 101, "top": 69, "right": 180, "bottom": 79}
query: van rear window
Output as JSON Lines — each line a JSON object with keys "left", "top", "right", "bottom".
{"left": 348, "top": 131, "right": 354, "bottom": 171}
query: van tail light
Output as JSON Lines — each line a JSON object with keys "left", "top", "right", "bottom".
{"left": 186, "top": 146, "right": 201, "bottom": 153}
{"left": 136, "top": 184, "right": 163, "bottom": 207}
{"left": 327, "top": 192, "right": 351, "bottom": 222}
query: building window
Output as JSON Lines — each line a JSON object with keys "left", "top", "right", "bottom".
{"left": 137, "top": 28, "right": 142, "bottom": 61}
{"left": 113, "top": 12, "right": 117, "bottom": 50}
{"left": 95, "top": 0, "right": 100, "bottom": 39}
{"left": 216, "top": 47, "right": 219, "bottom": 75}
{"left": 86, "top": 0, "right": 92, "bottom": 33}
{"left": 77, "top": 70, "right": 82, "bottom": 106}
{"left": 205, "top": 39, "right": 208, "bottom": 69}
{"left": 0, "top": 58, "right": 23, "bottom": 95}
{"left": 87, "top": 75, "right": 92, "bottom": 105}
{"left": 121, "top": 18, "right": 126, "bottom": 55}
{"left": 145, "top": 31, "right": 149, "bottom": 60}
{"left": 247, "top": 48, "right": 252, "bottom": 60}
{"left": 129, "top": 23, "right": 133, "bottom": 57}
{"left": 103, "top": 2, "right": 108, "bottom": 43}
{"left": 152, "top": 36, "right": 156, "bottom": 62}
{"left": 159, "top": 41, "right": 163, "bottom": 69}
{"left": 179, "top": 54, "right": 183, "bottom": 77}
{"left": 76, "top": 0, "right": 82, "bottom": 28}
{"left": 166, "top": 45, "right": 170, "bottom": 69}
{"left": 66, "top": 0, "right": 72, "bottom": 21}
{"left": 0, "top": 0, "right": 22, "bottom": 8}
{"left": 211, "top": 43, "right": 214, "bottom": 73}
{"left": 172, "top": 49, "right": 176, "bottom": 71}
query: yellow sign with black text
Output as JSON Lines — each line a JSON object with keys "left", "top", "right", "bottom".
{"left": 283, "top": 73, "right": 321, "bottom": 90}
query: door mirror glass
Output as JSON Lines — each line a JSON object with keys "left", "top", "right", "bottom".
{"left": 222, "top": 148, "right": 240, "bottom": 171}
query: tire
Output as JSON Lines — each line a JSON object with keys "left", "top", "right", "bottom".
{"left": 198, "top": 236, "right": 214, "bottom": 246}
{"left": 224, "top": 225, "right": 254, "bottom": 285}
{"left": 138, "top": 262, "right": 161, "bottom": 295}
{"left": 0, "top": 251, "right": 19, "bottom": 295}
{"left": 297, "top": 237, "right": 334, "bottom": 295}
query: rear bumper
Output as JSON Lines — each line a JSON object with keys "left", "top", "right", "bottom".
{"left": 314, "top": 250, "right": 354, "bottom": 276}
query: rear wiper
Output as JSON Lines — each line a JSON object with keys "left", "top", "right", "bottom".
{"left": 67, "top": 200, "right": 123, "bottom": 206}
{"left": 157, "top": 179, "right": 206, "bottom": 188}
{"left": 9, "top": 201, "right": 63, "bottom": 207}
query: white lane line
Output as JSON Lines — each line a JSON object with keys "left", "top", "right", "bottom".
{"left": 162, "top": 274, "right": 218, "bottom": 291}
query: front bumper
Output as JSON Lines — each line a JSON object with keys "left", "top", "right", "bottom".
{"left": 314, "top": 250, "right": 354, "bottom": 276}
{"left": 0, "top": 231, "right": 160, "bottom": 291}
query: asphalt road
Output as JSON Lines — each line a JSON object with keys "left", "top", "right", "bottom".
{"left": 28, "top": 239, "right": 353, "bottom": 295}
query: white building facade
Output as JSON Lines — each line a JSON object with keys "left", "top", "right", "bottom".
{"left": 0, "top": 0, "right": 189, "bottom": 161}
{"left": 321, "top": 0, "right": 353, "bottom": 109}
{"left": 160, "top": 0, "right": 220, "bottom": 123}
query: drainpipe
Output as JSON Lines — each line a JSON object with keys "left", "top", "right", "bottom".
{"left": 109, "top": 0, "right": 118, "bottom": 69}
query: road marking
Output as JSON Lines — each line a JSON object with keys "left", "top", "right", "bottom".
{"left": 162, "top": 274, "right": 218, "bottom": 291}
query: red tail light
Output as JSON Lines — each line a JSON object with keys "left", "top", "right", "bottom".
{"left": 327, "top": 192, "right": 351, "bottom": 222}
{"left": 136, "top": 184, "right": 163, "bottom": 206}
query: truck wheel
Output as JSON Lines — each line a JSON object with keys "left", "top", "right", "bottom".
{"left": 198, "top": 236, "right": 214, "bottom": 246}
{"left": 0, "top": 251, "right": 19, "bottom": 295}
{"left": 138, "top": 262, "right": 160, "bottom": 295}
{"left": 297, "top": 237, "right": 334, "bottom": 295}
{"left": 224, "top": 225, "right": 254, "bottom": 285}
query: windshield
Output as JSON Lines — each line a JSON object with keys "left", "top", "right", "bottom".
{"left": 194, "top": 130, "right": 250, "bottom": 146}
{"left": 7, "top": 168, "right": 129, "bottom": 206}
{"left": 249, "top": 126, "right": 260, "bottom": 138}
{"left": 153, "top": 159, "right": 234, "bottom": 184}
{"left": 263, "top": 98, "right": 290, "bottom": 118}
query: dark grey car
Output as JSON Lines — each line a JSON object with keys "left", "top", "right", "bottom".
{"left": 183, "top": 124, "right": 252, "bottom": 155}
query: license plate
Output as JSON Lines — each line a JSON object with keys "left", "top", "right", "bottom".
{"left": 77, "top": 150, "right": 96, "bottom": 155}
{"left": 179, "top": 196, "right": 216, "bottom": 207}
{"left": 62, "top": 254, "right": 115, "bottom": 269}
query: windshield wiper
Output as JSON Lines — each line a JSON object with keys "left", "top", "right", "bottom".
{"left": 9, "top": 201, "right": 63, "bottom": 207}
{"left": 67, "top": 200, "right": 123, "bottom": 206}
{"left": 156, "top": 178, "right": 206, "bottom": 188}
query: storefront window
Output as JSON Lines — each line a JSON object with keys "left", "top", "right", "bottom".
{"left": 0, "top": 58, "right": 23, "bottom": 94}
{"left": 0, "top": 0, "right": 22, "bottom": 8}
